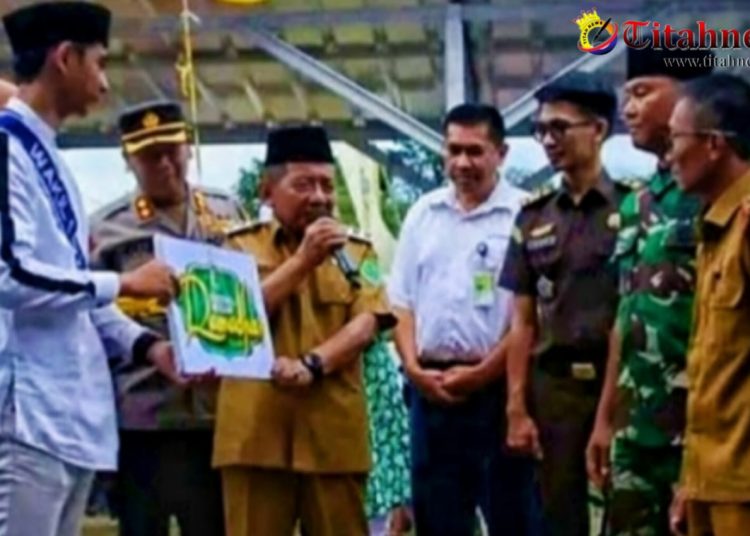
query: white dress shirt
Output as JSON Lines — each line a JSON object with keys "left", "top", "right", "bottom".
{"left": 388, "top": 178, "right": 525, "bottom": 360}
{"left": 0, "top": 98, "right": 146, "bottom": 470}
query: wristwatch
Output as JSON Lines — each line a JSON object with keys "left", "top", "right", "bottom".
{"left": 301, "top": 353, "right": 324, "bottom": 382}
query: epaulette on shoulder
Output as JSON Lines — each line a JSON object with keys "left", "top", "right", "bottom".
{"left": 197, "top": 186, "right": 233, "bottom": 200}
{"left": 225, "top": 220, "right": 267, "bottom": 238}
{"left": 347, "top": 228, "right": 372, "bottom": 245}
{"left": 91, "top": 196, "right": 131, "bottom": 224}
{"left": 521, "top": 185, "right": 556, "bottom": 208}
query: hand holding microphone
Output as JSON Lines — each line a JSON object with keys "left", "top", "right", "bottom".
{"left": 297, "top": 216, "right": 348, "bottom": 269}
{"left": 296, "top": 212, "right": 361, "bottom": 287}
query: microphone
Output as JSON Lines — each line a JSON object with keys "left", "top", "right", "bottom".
{"left": 332, "top": 246, "right": 361, "bottom": 289}
{"left": 311, "top": 209, "right": 361, "bottom": 289}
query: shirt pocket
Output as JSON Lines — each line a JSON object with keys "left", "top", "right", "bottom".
{"left": 708, "top": 257, "right": 745, "bottom": 309}
{"left": 314, "top": 266, "right": 355, "bottom": 306}
{"left": 527, "top": 239, "right": 562, "bottom": 278}
{"left": 478, "top": 233, "right": 511, "bottom": 272}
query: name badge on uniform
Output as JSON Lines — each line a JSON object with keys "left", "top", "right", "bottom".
{"left": 527, "top": 223, "right": 556, "bottom": 252}
{"left": 537, "top": 276, "right": 555, "bottom": 300}
{"left": 571, "top": 363, "right": 597, "bottom": 381}
{"left": 473, "top": 271, "right": 494, "bottom": 308}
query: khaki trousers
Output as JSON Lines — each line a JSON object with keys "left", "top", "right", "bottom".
{"left": 222, "top": 467, "right": 367, "bottom": 536}
{"left": 687, "top": 501, "right": 750, "bottom": 536}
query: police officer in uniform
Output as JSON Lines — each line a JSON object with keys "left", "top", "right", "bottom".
{"left": 501, "top": 72, "right": 633, "bottom": 536}
{"left": 214, "top": 126, "right": 395, "bottom": 536}
{"left": 90, "top": 101, "right": 247, "bottom": 536}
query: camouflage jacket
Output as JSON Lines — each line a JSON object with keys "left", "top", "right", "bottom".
{"left": 612, "top": 169, "right": 700, "bottom": 447}
{"left": 90, "top": 187, "right": 248, "bottom": 430}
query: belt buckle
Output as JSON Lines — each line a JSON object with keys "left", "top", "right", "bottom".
{"left": 571, "top": 362, "right": 597, "bottom": 381}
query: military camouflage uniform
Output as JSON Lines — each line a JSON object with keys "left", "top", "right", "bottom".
{"left": 90, "top": 187, "right": 247, "bottom": 536}
{"left": 608, "top": 169, "right": 699, "bottom": 535}
{"left": 500, "top": 176, "right": 633, "bottom": 536}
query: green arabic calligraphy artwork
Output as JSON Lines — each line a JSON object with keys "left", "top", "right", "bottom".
{"left": 178, "top": 264, "right": 264, "bottom": 359}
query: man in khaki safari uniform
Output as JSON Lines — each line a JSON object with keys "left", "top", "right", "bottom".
{"left": 667, "top": 74, "right": 750, "bottom": 536}
{"left": 214, "top": 126, "right": 395, "bottom": 536}
{"left": 90, "top": 100, "right": 246, "bottom": 536}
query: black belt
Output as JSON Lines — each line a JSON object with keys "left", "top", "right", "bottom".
{"left": 418, "top": 359, "right": 481, "bottom": 371}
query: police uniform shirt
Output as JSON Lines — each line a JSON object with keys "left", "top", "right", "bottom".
{"left": 90, "top": 187, "right": 247, "bottom": 429}
{"left": 499, "top": 176, "right": 632, "bottom": 359}
{"left": 0, "top": 97, "right": 147, "bottom": 470}
{"left": 387, "top": 178, "right": 526, "bottom": 360}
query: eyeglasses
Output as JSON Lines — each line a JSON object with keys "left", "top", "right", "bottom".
{"left": 531, "top": 119, "right": 594, "bottom": 141}
{"left": 667, "top": 129, "right": 739, "bottom": 150}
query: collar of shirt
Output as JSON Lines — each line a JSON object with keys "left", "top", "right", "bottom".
{"left": 6, "top": 96, "right": 57, "bottom": 146}
{"left": 556, "top": 171, "right": 614, "bottom": 209}
{"left": 429, "top": 176, "right": 517, "bottom": 217}
{"left": 269, "top": 218, "right": 302, "bottom": 248}
{"left": 703, "top": 169, "right": 750, "bottom": 229}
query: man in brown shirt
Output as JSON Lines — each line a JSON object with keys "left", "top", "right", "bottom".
{"left": 213, "top": 126, "right": 395, "bottom": 536}
{"left": 668, "top": 74, "right": 750, "bottom": 535}
{"left": 500, "top": 72, "right": 633, "bottom": 536}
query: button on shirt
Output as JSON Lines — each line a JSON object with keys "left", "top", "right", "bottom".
{"left": 0, "top": 98, "right": 146, "bottom": 470}
{"left": 388, "top": 179, "right": 525, "bottom": 359}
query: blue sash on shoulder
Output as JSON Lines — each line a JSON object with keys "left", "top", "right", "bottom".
{"left": 0, "top": 111, "right": 87, "bottom": 269}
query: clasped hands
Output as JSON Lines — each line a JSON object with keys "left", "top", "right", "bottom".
{"left": 407, "top": 361, "right": 486, "bottom": 405}
{"left": 271, "top": 356, "right": 314, "bottom": 388}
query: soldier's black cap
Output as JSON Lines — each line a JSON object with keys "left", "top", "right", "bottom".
{"left": 534, "top": 71, "right": 617, "bottom": 124}
{"left": 3, "top": 2, "right": 112, "bottom": 56}
{"left": 118, "top": 100, "right": 189, "bottom": 155}
{"left": 627, "top": 42, "right": 714, "bottom": 81}
{"left": 264, "top": 126, "right": 335, "bottom": 167}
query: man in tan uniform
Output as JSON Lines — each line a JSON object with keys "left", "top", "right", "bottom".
{"left": 214, "top": 126, "right": 395, "bottom": 536}
{"left": 90, "top": 100, "right": 246, "bottom": 536}
{"left": 667, "top": 74, "right": 750, "bottom": 536}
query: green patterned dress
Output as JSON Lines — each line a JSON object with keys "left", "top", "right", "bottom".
{"left": 363, "top": 336, "right": 412, "bottom": 519}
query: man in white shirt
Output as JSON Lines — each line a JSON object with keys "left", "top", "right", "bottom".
{"left": 388, "top": 104, "right": 542, "bottom": 535}
{"left": 0, "top": 3, "right": 182, "bottom": 536}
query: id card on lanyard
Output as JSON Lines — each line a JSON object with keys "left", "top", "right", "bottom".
{"left": 0, "top": 111, "right": 87, "bottom": 269}
{"left": 473, "top": 241, "right": 494, "bottom": 307}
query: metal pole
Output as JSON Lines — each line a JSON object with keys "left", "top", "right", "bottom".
{"left": 245, "top": 29, "right": 443, "bottom": 153}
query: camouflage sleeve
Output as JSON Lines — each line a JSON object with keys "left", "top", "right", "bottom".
{"left": 608, "top": 190, "right": 644, "bottom": 294}
{"left": 351, "top": 247, "right": 396, "bottom": 331}
{"left": 498, "top": 212, "right": 536, "bottom": 295}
